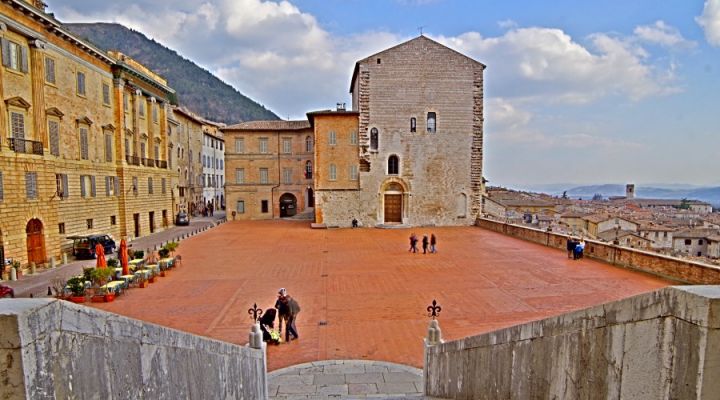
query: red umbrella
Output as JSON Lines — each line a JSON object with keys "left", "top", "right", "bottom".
{"left": 95, "top": 243, "right": 107, "bottom": 268}
{"left": 120, "top": 239, "right": 129, "bottom": 276}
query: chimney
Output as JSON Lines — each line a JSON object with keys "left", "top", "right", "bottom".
{"left": 336, "top": 103, "right": 346, "bottom": 111}
{"left": 626, "top": 184, "right": 635, "bottom": 199}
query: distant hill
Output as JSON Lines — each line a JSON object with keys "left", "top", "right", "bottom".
{"left": 66, "top": 23, "right": 278, "bottom": 124}
{"left": 562, "top": 184, "right": 720, "bottom": 206}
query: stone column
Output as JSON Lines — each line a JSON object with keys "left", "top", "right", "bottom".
{"left": 248, "top": 322, "right": 269, "bottom": 400}
{"left": 29, "top": 40, "right": 47, "bottom": 146}
{"left": 423, "top": 318, "right": 443, "bottom": 395}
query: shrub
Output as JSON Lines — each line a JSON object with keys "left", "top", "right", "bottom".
{"left": 107, "top": 258, "right": 119, "bottom": 267}
{"left": 66, "top": 276, "right": 86, "bottom": 296}
{"left": 158, "top": 248, "right": 170, "bottom": 258}
{"left": 133, "top": 250, "right": 144, "bottom": 259}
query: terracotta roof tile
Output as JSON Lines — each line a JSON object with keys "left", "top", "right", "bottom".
{"left": 223, "top": 120, "right": 311, "bottom": 131}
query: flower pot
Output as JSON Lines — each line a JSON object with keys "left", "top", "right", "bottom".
{"left": 104, "top": 293, "right": 115, "bottom": 302}
{"left": 160, "top": 270, "right": 167, "bottom": 277}
{"left": 139, "top": 281, "right": 148, "bottom": 288}
{"left": 148, "top": 276, "right": 156, "bottom": 283}
{"left": 69, "top": 296, "right": 86, "bottom": 304}
{"left": 91, "top": 295, "right": 105, "bottom": 303}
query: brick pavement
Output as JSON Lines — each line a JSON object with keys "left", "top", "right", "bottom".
{"left": 3, "top": 212, "right": 225, "bottom": 297}
{"left": 89, "top": 220, "right": 671, "bottom": 371}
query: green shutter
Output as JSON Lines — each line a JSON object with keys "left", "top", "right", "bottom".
{"left": 1, "top": 38, "right": 10, "bottom": 67}
{"left": 19, "top": 45, "right": 28, "bottom": 73}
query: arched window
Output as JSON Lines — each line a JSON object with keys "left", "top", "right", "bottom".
{"left": 305, "top": 160, "right": 312, "bottom": 179}
{"left": 177, "top": 147, "right": 181, "bottom": 158}
{"left": 427, "top": 112, "right": 436, "bottom": 133}
{"left": 388, "top": 155, "right": 399, "bottom": 175}
{"left": 305, "top": 136, "right": 313, "bottom": 152}
{"left": 410, "top": 117, "right": 416, "bottom": 133}
{"left": 370, "top": 128, "right": 378, "bottom": 150}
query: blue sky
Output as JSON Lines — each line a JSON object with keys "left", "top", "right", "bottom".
{"left": 50, "top": 0, "right": 720, "bottom": 187}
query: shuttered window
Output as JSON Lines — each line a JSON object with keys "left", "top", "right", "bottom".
{"left": 349, "top": 165, "right": 358, "bottom": 180}
{"left": 148, "top": 177, "right": 153, "bottom": 194}
{"left": 102, "top": 83, "right": 111, "bottom": 105}
{"left": 1, "top": 38, "right": 28, "bottom": 72}
{"left": 45, "top": 57, "right": 56, "bottom": 83}
{"left": 282, "top": 138, "right": 292, "bottom": 154}
{"left": 56, "top": 174, "right": 68, "bottom": 199}
{"left": 76, "top": 71, "right": 86, "bottom": 96}
{"left": 283, "top": 168, "right": 292, "bottom": 184}
{"left": 49, "top": 120, "right": 60, "bottom": 156}
{"left": 26, "top": 172, "right": 38, "bottom": 200}
{"left": 329, "top": 164, "right": 337, "bottom": 180}
{"left": 80, "top": 176, "right": 87, "bottom": 197}
{"left": 0, "top": 171, "right": 4, "bottom": 201}
{"left": 90, "top": 176, "right": 96, "bottom": 197}
{"left": 79, "top": 128, "right": 89, "bottom": 160}
{"left": 236, "top": 200, "right": 245, "bottom": 214}
{"left": 259, "top": 168, "right": 269, "bottom": 184}
{"left": 11, "top": 112, "right": 25, "bottom": 139}
{"left": 350, "top": 130, "right": 358, "bottom": 145}
{"left": 329, "top": 131, "right": 336, "bottom": 145}
{"left": 105, "top": 133, "right": 113, "bottom": 162}
{"left": 235, "top": 138, "right": 244, "bottom": 153}
{"left": 235, "top": 168, "right": 245, "bottom": 184}
{"left": 162, "top": 178, "right": 166, "bottom": 194}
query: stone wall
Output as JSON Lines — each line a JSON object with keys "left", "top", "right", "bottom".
{"left": 424, "top": 286, "right": 720, "bottom": 399}
{"left": 343, "top": 36, "right": 484, "bottom": 227}
{"left": 476, "top": 218, "right": 720, "bottom": 284}
{"left": 0, "top": 299, "right": 268, "bottom": 399}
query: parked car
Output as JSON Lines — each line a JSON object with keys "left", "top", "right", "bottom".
{"left": 0, "top": 284, "right": 14, "bottom": 298}
{"left": 176, "top": 211, "right": 190, "bottom": 226}
{"left": 68, "top": 234, "right": 116, "bottom": 259}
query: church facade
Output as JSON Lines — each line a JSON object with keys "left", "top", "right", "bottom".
{"left": 225, "top": 35, "right": 485, "bottom": 227}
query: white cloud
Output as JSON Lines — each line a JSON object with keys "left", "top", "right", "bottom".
{"left": 438, "top": 27, "right": 678, "bottom": 104}
{"left": 696, "top": 0, "right": 720, "bottom": 46}
{"left": 634, "top": 21, "right": 696, "bottom": 49}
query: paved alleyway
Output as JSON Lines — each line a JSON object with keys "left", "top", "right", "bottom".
{"left": 88, "top": 220, "right": 671, "bottom": 371}
{"left": 3, "top": 212, "right": 226, "bottom": 297}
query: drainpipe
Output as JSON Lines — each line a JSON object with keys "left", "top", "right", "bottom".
{"left": 270, "top": 132, "right": 281, "bottom": 218}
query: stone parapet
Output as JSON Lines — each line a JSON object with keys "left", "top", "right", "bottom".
{"left": 0, "top": 299, "right": 267, "bottom": 399}
{"left": 476, "top": 217, "right": 720, "bottom": 284}
{"left": 424, "top": 286, "right": 720, "bottom": 399}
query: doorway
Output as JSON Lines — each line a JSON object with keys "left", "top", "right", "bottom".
{"left": 383, "top": 182, "right": 404, "bottom": 223}
{"left": 149, "top": 211, "right": 155, "bottom": 233}
{"left": 133, "top": 213, "right": 140, "bottom": 237}
{"left": 307, "top": 188, "right": 314, "bottom": 208}
{"left": 26, "top": 219, "right": 45, "bottom": 265}
{"left": 279, "top": 193, "right": 297, "bottom": 217}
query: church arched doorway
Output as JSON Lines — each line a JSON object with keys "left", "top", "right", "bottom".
{"left": 279, "top": 193, "right": 297, "bottom": 218}
{"left": 383, "top": 183, "right": 403, "bottom": 223}
{"left": 26, "top": 219, "right": 45, "bottom": 265}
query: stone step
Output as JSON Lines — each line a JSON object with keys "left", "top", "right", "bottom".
{"left": 269, "top": 360, "right": 430, "bottom": 399}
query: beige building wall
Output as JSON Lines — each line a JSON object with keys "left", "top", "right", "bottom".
{"left": 0, "top": 1, "right": 176, "bottom": 270}
{"left": 339, "top": 36, "right": 484, "bottom": 227}
{"left": 223, "top": 122, "right": 313, "bottom": 220}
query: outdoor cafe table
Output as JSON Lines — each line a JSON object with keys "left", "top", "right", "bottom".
{"left": 158, "top": 258, "right": 174, "bottom": 270}
{"left": 129, "top": 259, "right": 144, "bottom": 269}
{"left": 100, "top": 280, "right": 125, "bottom": 295}
{"left": 113, "top": 267, "right": 123, "bottom": 279}
{"left": 144, "top": 264, "right": 160, "bottom": 275}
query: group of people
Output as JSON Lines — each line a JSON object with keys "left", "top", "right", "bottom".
{"left": 409, "top": 233, "right": 437, "bottom": 254}
{"left": 259, "top": 288, "right": 301, "bottom": 345}
{"left": 566, "top": 237, "right": 586, "bottom": 260}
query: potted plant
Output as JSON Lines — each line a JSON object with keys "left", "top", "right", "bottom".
{"left": 133, "top": 250, "right": 144, "bottom": 260}
{"left": 107, "top": 258, "right": 119, "bottom": 268}
{"left": 12, "top": 260, "right": 22, "bottom": 279}
{"left": 66, "top": 276, "right": 86, "bottom": 303}
{"left": 136, "top": 273, "right": 148, "bottom": 288}
{"left": 158, "top": 248, "right": 170, "bottom": 259}
{"left": 165, "top": 242, "right": 179, "bottom": 256}
{"left": 89, "top": 268, "right": 115, "bottom": 302}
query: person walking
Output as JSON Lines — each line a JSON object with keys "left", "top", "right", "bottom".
{"left": 274, "top": 288, "right": 290, "bottom": 336}
{"left": 422, "top": 235, "right": 429, "bottom": 254}
{"left": 430, "top": 233, "right": 437, "bottom": 253}
{"left": 282, "top": 291, "right": 301, "bottom": 342}
{"left": 409, "top": 233, "right": 418, "bottom": 253}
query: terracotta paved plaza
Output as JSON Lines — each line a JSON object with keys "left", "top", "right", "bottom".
{"left": 92, "top": 220, "right": 671, "bottom": 371}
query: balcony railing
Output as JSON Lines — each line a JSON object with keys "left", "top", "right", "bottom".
{"left": 9, "top": 138, "right": 43, "bottom": 155}
{"left": 141, "top": 158, "right": 154, "bottom": 167}
{"left": 156, "top": 159, "right": 168, "bottom": 169}
{"left": 126, "top": 155, "right": 141, "bottom": 166}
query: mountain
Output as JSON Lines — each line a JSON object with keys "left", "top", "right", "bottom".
{"left": 65, "top": 23, "right": 278, "bottom": 124}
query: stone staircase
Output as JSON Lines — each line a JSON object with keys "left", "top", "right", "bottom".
{"left": 269, "top": 360, "right": 445, "bottom": 399}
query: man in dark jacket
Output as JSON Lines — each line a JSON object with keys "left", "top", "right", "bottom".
{"left": 566, "top": 238, "right": 577, "bottom": 259}
{"left": 275, "top": 288, "right": 290, "bottom": 336}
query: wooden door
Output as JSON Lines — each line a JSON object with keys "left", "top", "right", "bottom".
{"left": 26, "top": 219, "right": 45, "bottom": 265}
{"left": 384, "top": 194, "right": 402, "bottom": 223}
{"left": 133, "top": 213, "right": 140, "bottom": 237}
{"left": 149, "top": 212, "right": 155, "bottom": 233}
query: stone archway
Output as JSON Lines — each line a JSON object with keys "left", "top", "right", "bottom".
{"left": 26, "top": 219, "right": 45, "bottom": 265}
{"left": 381, "top": 179, "right": 409, "bottom": 224}
{"left": 279, "top": 193, "right": 297, "bottom": 218}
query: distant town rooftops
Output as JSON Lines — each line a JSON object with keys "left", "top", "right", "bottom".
{"left": 672, "top": 229, "right": 719, "bottom": 239}
{"left": 223, "top": 120, "right": 311, "bottom": 131}
{"left": 172, "top": 106, "right": 223, "bottom": 127}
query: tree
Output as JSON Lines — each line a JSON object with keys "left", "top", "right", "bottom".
{"left": 561, "top": 191, "right": 568, "bottom": 199}
{"left": 678, "top": 198, "right": 691, "bottom": 210}
{"left": 592, "top": 193, "right": 603, "bottom": 201}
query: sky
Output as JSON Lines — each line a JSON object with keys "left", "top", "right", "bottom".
{"left": 48, "top": 0, "right": 720, "bottom": 188}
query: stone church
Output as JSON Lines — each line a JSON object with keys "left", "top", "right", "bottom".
{"left": 224, "top": 35, "right": 485, "bottom": 227}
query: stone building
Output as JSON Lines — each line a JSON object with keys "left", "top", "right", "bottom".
{"left": 171, "top": 106, "right": 218, "bottom": 216}
{"left": 224, "top": 36, "right": 486, "bottom": 226}
{"left": 0, "top": 0, "right": 176, "bottom": 270}
{"left": 223, "top": 120, "right": 314, "bottom": 220}
{"left": 201, "top": 126, "right": 224, "bottom": 211}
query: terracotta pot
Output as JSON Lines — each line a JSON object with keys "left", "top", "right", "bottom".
{"left": 69, "top": 296, "right": 86, "bottom": 304}
{"left": 139, "top": 281, "right": 148, "bottom": 288}
{"left": 104, "top": 293, "right": 115, "bottom": 302}
{"left": 91, "top": 295, "right": 105, "bottom": 303}
{"left": 160, "top": 270, "right": 167, "bottom": 277}
{"left": 149, "top": 277, "right": 156, "bottom": 283}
